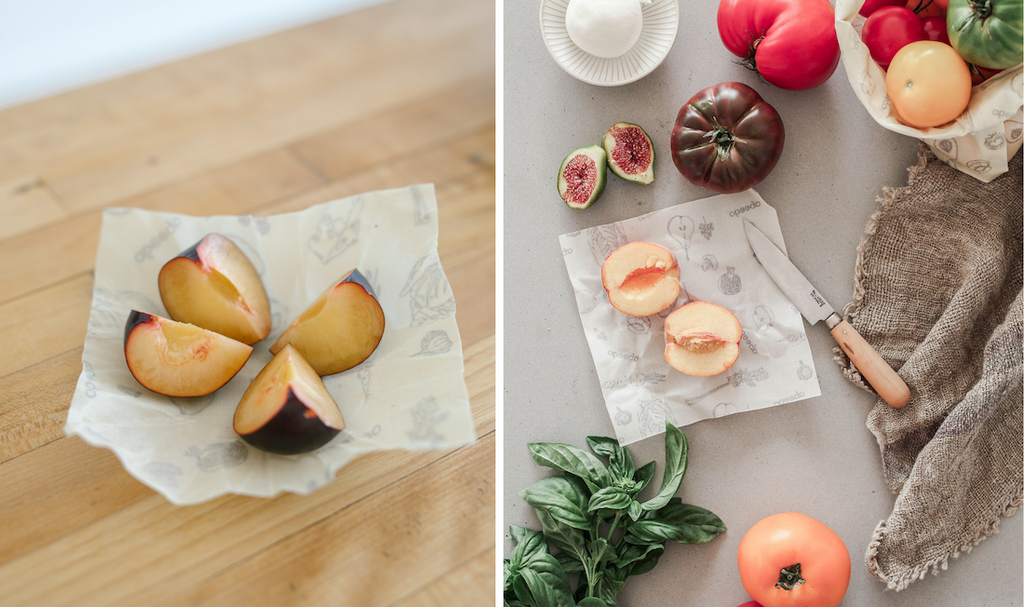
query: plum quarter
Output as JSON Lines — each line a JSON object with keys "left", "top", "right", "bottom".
{"left": 234, "top": 344, "right": 345, "bottom": 455}
{"left": 158, "top": 233, "right": 272, "bottom": 345}
{"left": 124, "top": 310, "right": 253, "bottom": 397}
{"left": 270, "top": 269, "right": 385, "bottom": 377}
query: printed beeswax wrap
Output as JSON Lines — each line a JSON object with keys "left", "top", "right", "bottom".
{"left": 561, "top": 190, "right": 821, "bottom": 445}
{"left": 65, "top": 184, "right": 475, "bottom": 505}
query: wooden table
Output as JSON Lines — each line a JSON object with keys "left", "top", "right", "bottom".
{"left": 0, "top": 0, "right": 495, "bottom": 604}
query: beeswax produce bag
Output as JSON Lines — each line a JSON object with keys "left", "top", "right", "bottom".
{"left": 835, "top": 146, "right": 1022, "bottom": 590}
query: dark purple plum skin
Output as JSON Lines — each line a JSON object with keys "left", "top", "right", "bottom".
{"left": 341, "top": 268, "right": 378, "bottom": 300}
{"left": 237, "top": 387, "right": 341, "bottom": 455}
{"left": 124, "top": 310, "right": 156, "bottom": 347}
{"left": 670, "top": 82, "right": 785, "bottom": 194}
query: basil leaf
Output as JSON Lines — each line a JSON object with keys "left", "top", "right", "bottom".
{"left": 625, "top": 544, "right": 665, "bottom": 577}
{"left": 626, "top": 499, "right": 643, "bottom": 522}
{"left": 554, "top": 551, "right": 585, "bottom": 574}
{"left": 529, "top": 442, "right": 612, "bottom": 493}
{"left": 632, "top": 461, "right": 656, "bottom": 495}
{"left": 586, "top": 436, "right": 635, "bottom": 480}
{"left": 504, "top": 559, "right": 514, "bottom": 591}
{"left": 616, "top": 542, "right": 664, "bottom": 570}
{"left": 589, "top": 538, "right": 616, "bottom": 566}
{"left": 577, "top": 598, "right": 607, "bottom": 607}
{"left": 632, "top": 502, "right": 727, "bottom": 544}
{"left": 587, "top": 487, "right": 632, "bottom": 513}
{"left": 640, "top": 423, "right": 688, "bottom": 512}
{"left": 518, "top": 561, "right": 575, "bottom": 607}
{"left": 520, "top": 476, "right": 592, "bottom": 530}
{"left": 536, "top": 508, "right": 588, "bottom": 562}
{"left": 510, "top": 525, "right": 547, "bottom": 569}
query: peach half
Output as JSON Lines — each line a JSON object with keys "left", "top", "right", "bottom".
{"left": 601, "top": 241, "right": 681, "bottom": 317}
{"left": 234, "top": 344, "right": 345, "bottom": 455}
{"left": 158, "top": 233, "right": 272, "bottom": 345}
{"left": 124, "top": 310, "right": 253, "bottom": 397}
{"left": 664, "top": 302, "right": 742, "bottom": 377}
{"left": 270, "top": 269, "right": 385, "bottom": 376}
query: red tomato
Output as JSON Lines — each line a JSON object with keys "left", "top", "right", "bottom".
{"left": 738, "top": 603, "right": 765, "bottom": 607}
{"left": 886, "top": 41, "right": 971, "bottom": 127}
{"left": 861, "top": 6, "right": 927, "bottom": 69}
{"left": 920, "top": 16, "right": 950, "bottom": 43}
{"left": 906, "top": 0, "right": 947, "bottom": 16}
{"left": 860, "top": 0, "right": 905, "bottom": 16}
{"left": 969, "top": 63, "right": 1004, "bottom": 86}
{"left": 717, "top": 0, "right": 840, "bottom": 90}
{"left": 737, "top": 513, "right": 851, "bottom": 607}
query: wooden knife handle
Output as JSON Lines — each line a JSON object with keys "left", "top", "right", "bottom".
{"left": 830, "top": 319, "right": 911, "bottom": 408}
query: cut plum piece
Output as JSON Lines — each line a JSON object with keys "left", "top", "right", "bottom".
{"left": 664, "top": 302, "right": 742, "bottom": 377}
{"left": 123, "top": 310, "right": 253, "bottom": 397}
{"left": 269, "top": 269, "right": 385, "bottom": 376}
{"left": 557, "top": 145, "right": 607, "bottom": 210}
{"left": 234, "top": 344, "right": 344, "bottom": 455}
{"left": 158, "top": 233, "right": 272, "bottom": 345}
{"left": 603, "top": 122, "right": 654, "bottom": 184}
{"left": 601, "top": 241, "right": 681, "bottom": 317}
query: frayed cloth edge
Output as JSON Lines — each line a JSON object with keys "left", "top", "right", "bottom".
{"left": 865, "top": 485, "right": 1024, "bottom": 592}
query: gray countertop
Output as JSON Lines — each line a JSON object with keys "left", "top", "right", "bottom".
{"left": 502, "top": 2, "right": 1023, "bottom": 605}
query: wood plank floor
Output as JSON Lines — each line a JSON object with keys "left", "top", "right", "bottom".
{"left": 0, "top": 0, "right": 495, "bottom": 604}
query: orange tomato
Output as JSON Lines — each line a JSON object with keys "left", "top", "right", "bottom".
{"left": 737, "top": 513, "right": 851, "bottom": 607}
{"left": 886, "top": 41, "right": 971, "bottom": 128}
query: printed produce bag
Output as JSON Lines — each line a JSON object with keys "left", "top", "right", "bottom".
{"left": 835, "top": 0, "right": 1024, "bottom": 182}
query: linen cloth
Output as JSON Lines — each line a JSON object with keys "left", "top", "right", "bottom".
{"left": 835, "top": 147, "right": 1022, "bottom": 590}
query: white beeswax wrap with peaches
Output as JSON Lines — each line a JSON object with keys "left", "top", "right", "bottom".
{"left": 65, "top": 184, "right": 475, "bottom": 505}
{"left": 836, "top": 0, "right": 1024, "bottom": 182}
{"left": 561, "top": 190, "right": 821, "bottom": 446}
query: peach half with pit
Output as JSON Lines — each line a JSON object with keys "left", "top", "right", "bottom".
{"left": 601, "top": 241, "right": 681, "bottom": 317}
{"left": 233, "top": 344, "right": 345, "bottom": 455}
{"left": 124, "top": 310, "right": 253, "bottom": 397}
{"left": 270, "top": 269, "right": 385, "bottom": 376}
{"left": 664, "top": 302, "right": 742, "bottom": 377}
{"left": 158, "top": 233, "right": 272, "bottom": 345}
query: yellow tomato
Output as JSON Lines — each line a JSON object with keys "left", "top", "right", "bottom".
{"left": 886, "top": 41, "right": 971, "bottom": 128}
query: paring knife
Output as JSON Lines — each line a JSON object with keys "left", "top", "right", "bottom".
{"left": 743, "top": 219, "right": 911, "bottom": 408}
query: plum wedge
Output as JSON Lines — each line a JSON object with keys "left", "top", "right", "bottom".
{"left": 270, "top": 269, "right": 385, "bottom": 376}
{"left": 124, "top": 311, "right": 253, "bottom": 397}
{"left": 158, "top": 233, "right": 272, "bottom": 345}
{"left": 234, "top": 344, "right": 345, "bottom": 455}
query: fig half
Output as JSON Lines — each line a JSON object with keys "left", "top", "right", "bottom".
{"left": 557, "top": 145, "right": 607, "bottom": 210}
{"left": 603, "top": 122, "right": 654, "bottom": 184}
{"left": 234, "top": 344, "right": 345, "bottom": 455}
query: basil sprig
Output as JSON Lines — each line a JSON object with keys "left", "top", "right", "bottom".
{"left": 504, "top": 422, "right": 726, "bottom": 607}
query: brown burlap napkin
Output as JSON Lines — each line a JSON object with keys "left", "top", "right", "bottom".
{"left": 835, "top": 145, "right": 1023, "bottom": 591}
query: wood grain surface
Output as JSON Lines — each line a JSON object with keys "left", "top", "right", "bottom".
{"left": 0, "top": 0, "right": 496, "bottom": 604}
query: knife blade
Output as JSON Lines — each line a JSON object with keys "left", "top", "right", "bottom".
{"left": 743, "top": 219, "right": 910, "bottom": 408}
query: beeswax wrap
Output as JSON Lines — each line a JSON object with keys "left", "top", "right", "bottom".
{"left": 561, "top": 190, "right": 821, "bottom": 445}
{"left": 65, "top": 184, "right": 475, "bottom": 505}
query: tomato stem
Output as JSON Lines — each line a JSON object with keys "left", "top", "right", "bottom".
{"left": 703, "top": 118, "right": 738, "bottom": 162}
{"left": 776, "top": 563, "right": 806, "bottom": 591}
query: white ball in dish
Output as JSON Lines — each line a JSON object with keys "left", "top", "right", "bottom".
{"left": 565, "top": 0, "right": 644, "bottom": 59}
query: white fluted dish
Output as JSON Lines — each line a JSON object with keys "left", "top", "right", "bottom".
{"left": 540, "top": 0, "right": 679, "bottom": 86}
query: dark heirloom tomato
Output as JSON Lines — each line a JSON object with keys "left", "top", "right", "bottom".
{"left": 717, "top": 0, "right": 840, "bottom": 90}
{"left": 670, "top": 82, "right": 785, "bottom": 194}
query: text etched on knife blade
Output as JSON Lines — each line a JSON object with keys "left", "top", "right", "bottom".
{"left": 810, "top": 289, "right": 826, "bottom": 307}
